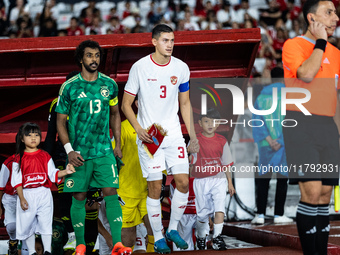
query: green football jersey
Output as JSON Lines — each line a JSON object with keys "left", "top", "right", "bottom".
{"left": 56, "top": 72, "right": 119, "bottom": 160}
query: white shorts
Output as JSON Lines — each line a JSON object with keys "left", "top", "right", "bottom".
{"left": 193, "top": 172, "right": 227, "bottom": 222}
{"left": 138, "top": 136, "right": 189, "bottom": 179}
{"left": 98, "top": 200, "right": 111, "bottom": 255}
{"left": 16, "top": 187, "right": 53, "bottom": 240}
{"left": 2, "top": 193, "right": 17, "bottom": 226}
{"left": 173, "top": 214, "right": 196, "bottom": 251}
{"left": 133, "top": 223, "right": 147, "bottom": 252}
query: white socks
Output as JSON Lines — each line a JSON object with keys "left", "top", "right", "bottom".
{"left": 147, "top": 196, "right": 163, "bottom": 242}
{"left": 26, "top": 234, "right": 36, "bottom": 255}
{"left": 196, "top": 221, "right": 209, "bottom": 238}
{"left": 6, "top": 222, "right": 16, "bottom": 240}
{"left": 41, "top": 234, "right": 52, "bottom": 253}
{"left": 168, "top": 189, "right": 188, "bottom": 231}
{"left": 213, "top": 223, "right": 223, "bottom": 238}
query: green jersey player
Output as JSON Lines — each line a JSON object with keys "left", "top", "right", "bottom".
{"left": 56, "top": 40, "right": 131, "bottom": 255}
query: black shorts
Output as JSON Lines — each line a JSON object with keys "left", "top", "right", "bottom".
{"left": 283, "top": 111, "right": 340, "bottom": 185}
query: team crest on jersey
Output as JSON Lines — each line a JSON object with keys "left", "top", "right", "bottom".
{"left": 53, "top": 229, "right": 61, "bottom": 239}
{"left": 66, "top": 179, "right": 74, "bottom": 188}
{"left": 170, "top": 76, "right": 178, "bottom": 85}
{"left": 100, "top": 87, "right": 110, "bottom": 98}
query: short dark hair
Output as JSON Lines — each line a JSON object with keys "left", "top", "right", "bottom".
{"left": 74, "top": 40, "right": 103, "bottom": 68}
{"left": 270, "top": 67, "right": 284, "bottom": 78}
{"left": 199, "top": 108, "right": 221, "bottom": 120}
{"left": 152, "top": 24, "right": 173, "bottom": 39}
{"left": 71, "top": 17, "right": 79, "bottom": 22}
{"left": 110, "top": 16, "right": 119, "bottom": 21}
{"left": 303, "top": 0, "right": 332, "bottom": 26}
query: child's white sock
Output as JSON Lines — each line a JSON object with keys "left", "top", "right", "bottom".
{"left": 196, "top": 221, "right": 209, "bottom": 238}
{"left": 6, "top": 222, "right": 16, "bottom": 240}
{"left": 26, "top": 234, "right": 36, "bottom": 255}
{"left": 41, "top": 234, "right": 52, "bottom": 253}
{"left": 213, "top": 223, "right": 223, "bottom": 238}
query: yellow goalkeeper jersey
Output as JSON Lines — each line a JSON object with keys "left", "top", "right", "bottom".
{"left": 113, "top": 119, "right": 147, "bottom": 198}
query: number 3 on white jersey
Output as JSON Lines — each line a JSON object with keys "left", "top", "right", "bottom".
{"left": 160, "top": 85, "right": 166, "bottom": 98}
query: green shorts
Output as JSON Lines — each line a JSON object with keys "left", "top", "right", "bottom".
{"left": 64, "top": 153, "right": 119, "bottom": 192}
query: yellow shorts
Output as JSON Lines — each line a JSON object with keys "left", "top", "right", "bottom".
{"left": 120, "top": 195, "right": 148, "bottom": 228}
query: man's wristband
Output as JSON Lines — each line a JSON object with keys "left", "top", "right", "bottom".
{"left": 64, "top": 143, "right": 74, "bottom": 154}
{"left": 314, "top": 39, "right": 327, "bottom": 52}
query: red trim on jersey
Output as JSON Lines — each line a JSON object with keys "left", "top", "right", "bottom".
{"left": 150, "top": 54, "right": 171, "bottom": 67}
{"left": 14, "top": 184, "right": 22, "bottom": 189}
{"left": 124, "top": 90, "right": 136, "bottom": 97}
{"left": 0, "top": 155, "right": 16, "bottom": 195}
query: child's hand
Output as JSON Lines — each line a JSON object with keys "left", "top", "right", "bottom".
{"left": 65, "top": 164, "right": 76, "bottom": 175}
{"left": 20, "top": 198, "right": 28, "bottom": 210}
{"left": 228, "top": 182, "right": 236, "bottom": 197}
{"left": 188, "top": 139, "right": 199, "bottom": 154}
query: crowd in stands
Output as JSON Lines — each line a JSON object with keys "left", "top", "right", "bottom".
{"left": 0, "top": 0, "right": 339, "bottom": 75}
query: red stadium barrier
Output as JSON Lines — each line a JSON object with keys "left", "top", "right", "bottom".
{"left": 0, "top": 29, "right": 260, "bottom": 158}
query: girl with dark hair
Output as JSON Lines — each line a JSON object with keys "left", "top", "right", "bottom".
{"left": 11, "top": 122, "right": 75, "bottom": 255}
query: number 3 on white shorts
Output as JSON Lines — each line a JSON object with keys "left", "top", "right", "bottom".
{"left": 178, "top": 147, "right": 185, "bottom": 158}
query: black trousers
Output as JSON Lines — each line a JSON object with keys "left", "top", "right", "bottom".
{"left": 255, "top": 172, "right": 288, "bottom": 216}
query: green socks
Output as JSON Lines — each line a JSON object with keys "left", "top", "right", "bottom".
{"left": 71, "top": 197, "right": 86, "bottom": 245}
{"left": 104, "top": 195, "right": 123, "bottom": 244}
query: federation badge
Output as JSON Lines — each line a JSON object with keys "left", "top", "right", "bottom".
{"left": 53, "top": 230, "right": 60, "bottom": 239}
{"left": 66, "top": 179, "right": 74, "bottom": 188}
{"left": 100, "top": 87, "right": 110, "bottom": 97}
{"left": 170, "top": 76, "right": 178, "bottom": 85}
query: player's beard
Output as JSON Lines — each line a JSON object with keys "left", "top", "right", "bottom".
{"left": 83, "top": 62, "right": 98, "bottom": 73}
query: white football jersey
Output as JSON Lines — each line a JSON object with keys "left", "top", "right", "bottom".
{"left": 124, "top": 54, "right": 190, "bottom": 139}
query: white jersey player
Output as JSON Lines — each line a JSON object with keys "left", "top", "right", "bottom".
{"left": 122, "top": 24, "right": 199, "bottom": 254}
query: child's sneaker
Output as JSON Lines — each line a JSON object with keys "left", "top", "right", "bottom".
{"left": 196, "top": 236, "right": 206, "bottom": 250}
{"left": 63, "top": 232, "right": 76, "bottom": 250}
{"left": 273, "top": 215, "right": 293, "bottom": 224}
{"left": 212, "top": 235, "right": 227, "bottom": 250}
{"left": 8, "top": 240, "right": 18, "bottom": 255}
{"left": 111, "top": 242, "right": 132, "bottom": 255}
{"left": 165, "top": 230, "right": 188, "bottom": 249}
{"left": 251, "top": 214, "right": 265, "bottom": 224}
{"left": 154, "top": 238, "right": 171, "bottom": 254}
{"left": 75, "top": 244, "right": 86, "bottom": 255}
